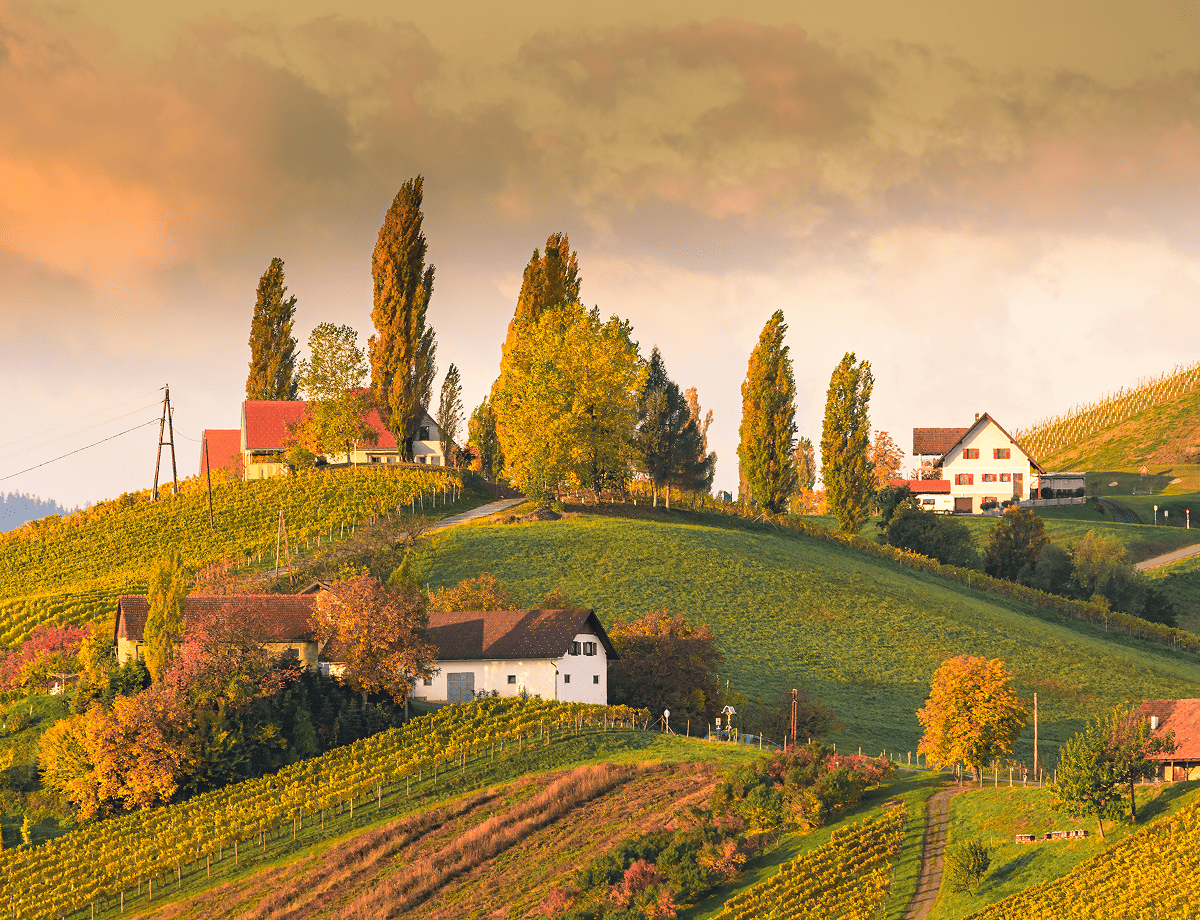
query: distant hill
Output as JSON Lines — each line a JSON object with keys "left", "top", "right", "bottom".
{"left": 1015, "top": 362, "right": 1200, "bottom": 471}
{"left": 0, "top": 492, "right": 79, "bottom": 533}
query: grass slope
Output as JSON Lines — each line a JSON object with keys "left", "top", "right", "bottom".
{"left": 426, "top": 512, "right": 1200, "bottom": 763}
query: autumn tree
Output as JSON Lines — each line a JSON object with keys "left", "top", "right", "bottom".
{"left": 468, "top": 398, "right": 504, "bottom": 481}
{"left": 370, "top": 176, "right": 438, "bottom": 461}
{"left": 246, "top": 257, "right": 299, "bottom": 400}
{"left": 737, "top": 310, "right": 797, "bottom": 513}
{"left": 917, "top": 655, "right": 1028, "bottom": 785}
{"left": 821, "top": 352, "right": 875, "bottom": 534}
{"left": 869, "top": 430, "right": 904, "bottom": 489}
{"left": 313, "top": 575, "right": 435, "bottom": 703}
{"left": 608, "top": 610, "right": 723, "bottom": 724}
{"left": 142, "top": 547, "right": 188, "bottom": 683}
{"left": 684, "top": 387, "right": 713, "bottom": 453}
{"left": 634, "top": 348, "right": 714, "bottom": 508}
{"left": 984, "top": 506, "right": 1050, "bottom": 581}
{"left": 291, "top": 323, "right": 377, "bottom": 462}
{"left": 437, "top": 364, "right": 464, "bottom": 465}
{"left": 428, "top": 573, "right": 519, "bottom": 612}
{"left": 791, "top": 435, "right": 817, "bottom": 512}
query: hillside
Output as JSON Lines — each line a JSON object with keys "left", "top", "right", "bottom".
{"left": 425, "top": 509, "right": 1200, "bottom": 763}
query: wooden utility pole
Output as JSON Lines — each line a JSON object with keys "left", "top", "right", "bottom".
{"left": 1033, "top": 692, "right": 1039, "bottom": 784}
{"left": 151, "top": 385, "right": 179, "bottom": 501}
{"left": 790, "top": 689, "right": 798, "bottom": 749}
{"left": 204, "top": 439, "right": 214, "bottom": 528}
{"left": 275, "top": 509, "right": 294, "bottom": 586}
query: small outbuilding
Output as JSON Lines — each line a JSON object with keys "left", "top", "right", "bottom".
{"left": 1136, "top": 699, "right": 1200, "bottom": 782}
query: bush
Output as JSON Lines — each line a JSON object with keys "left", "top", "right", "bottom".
{"left": 884, "top": 505, "right": 980, "bottom": 569}
{"left": 945, "top": 838, "right": 991, "bottom": 893}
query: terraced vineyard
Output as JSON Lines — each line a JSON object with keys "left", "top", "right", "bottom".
{"left": 0, "top": 466, "right": 470, "bottom": 646}
{"left": 0, "top": 698, "right": 645, "bottom": 920}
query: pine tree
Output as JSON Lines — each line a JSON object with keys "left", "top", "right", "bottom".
{"left": 737, "top": 311, "right": 797, "bottom": 514}
{"left": 142, "top": 547, "right": 187, "bottom": 683}
{"left": 370, "top": 177, "right": 437, "bottom": 461}
{"left": 437, "top": 364, "right": 464, "bottom": 466}
{"left": 635, "top": 348, "right": 714, "bottom": 508}
{"left": 246, "top": 258, "right": 299, "bottom": 400}
{"left": 821, "top": 352, "right": 875, "bottom": 533}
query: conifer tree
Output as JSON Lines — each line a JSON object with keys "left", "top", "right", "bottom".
{"left": 437, "top": 364, "right": 464, "bottom": 465}
{"left": 370, "top": 176, "right": 437, "bottom": 461}
{"left": 246, "top": 257, "right": 299, "bottom": 400}
{"left": 142, "top": 547, "right": 187, "bottom": 683}
{"left": 737, "top": 311, "right": 797, "bottom": 514}
{"left": 635, "top": 348, "right": 714, "bottom": 508}
{"left": 821, "top": 352, "right": 874, "bottom": 533}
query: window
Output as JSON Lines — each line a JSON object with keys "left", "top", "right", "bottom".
{"left": 507, "top": 675, "right": 516, "bottom": 684}
{"left": 570, "top": 641, "right": 580, "bottom": 656}
{"left": 370, "top": 456, "right": 380, "bottom": 463}
{"left": 955, "top": 473, "right": 974, "bottom": 485}
{"left": 563, "top": 674, "right": 570, "bottom": 684}
{"left": 1000, "top": 473, "right": 1012, "bottom": 482}
{"left": 962, "top": 448, "right": 979, "bottom": 460}
{"left": 423, "top": 677, "right": 433, "bottom": 686}
{"left": 582, "top": 641, "right": 597, "bottom": 656}
{"left": 593, "top": 675, "right": 599, "bottom": 684}
{"left": 418, "top": 426, "right": 430, "bottom": 441}
{"left": 994, "top": 448, "right": 1011, "bottom": 460}
{"left": 984, "top": 496, "right": 999, "bottom": 504}
{"left": 982, "top": 473, "right": 998, "bottom": 483}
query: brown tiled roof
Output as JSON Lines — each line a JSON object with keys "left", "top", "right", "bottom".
{"left": 424, "top": 609, "right": 618, "bottom": 662}
{"left": 1136, "top": 699, "right": 1200, "bottom": 761}
{"left": 199, "top": 429, "right": 242, "bottom": 477}
{"left": 115, "top": 595, "right": 317, "bottom": 645}
{"left": 913, "top": 428, "right": 969, "bottom": 456}
{"left": 888, "top": 478, "right": 952, "bottom": 494}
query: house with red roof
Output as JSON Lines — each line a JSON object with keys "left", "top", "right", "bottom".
{"left": 888, "top": 478, "right": 954, "bottom": 513}
{"left": 411, "top": 609, "right": 617, "bottom": 706}
{"left": 198, "top": 429, "right": 243, "bottom": 479}
{"left": 1136, "top": 699, "right": 1200, "bottom": 782}
{"left": 912, "top": 413, "right": 1044, "bottom": 514}
{"left": 240, "top": 400, "right": 445, "bottom": 479}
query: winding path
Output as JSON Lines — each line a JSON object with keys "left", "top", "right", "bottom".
{"left": 903, "top": 788, "right": 958, "bottom": 920}
{"left": 1134, "top": 542, "right": 1200, "bottom": 571}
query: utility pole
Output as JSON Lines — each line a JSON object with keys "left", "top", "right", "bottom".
{"left": 790, "top": 689, "right": 798, "bottom": 749}
{"left": 204, "top": 439, "right": 215, "bottom": 528}
{"left": 275, "top": 509, "right": 294, "bottom": 587}
{"left": 1033, "top": 692, "right": 1039, "bottom": 784}
{"left": 151, "top": 385, "right": 179, "bottom": 501}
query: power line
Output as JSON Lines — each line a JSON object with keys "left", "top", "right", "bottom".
{"left": 0, "top": 402, "right": 163, "bottom": 463}
{"left": 2, "top": 387, "right": 164, "bottom": 449}
{"left": 0, "top": 419, "right": 161, "bottom": 483}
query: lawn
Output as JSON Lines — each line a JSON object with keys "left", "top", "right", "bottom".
{"left": 1146, "top": 552, "right": 1200, "bottom": 632}
{"left": 425, "top": 512, "right": 1200, "bottom": 766}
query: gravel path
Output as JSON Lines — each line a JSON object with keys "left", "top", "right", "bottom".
{"left": 428, "top": 497, "right": 525, "bottom": 531}
{"left": 1135, "top": 542, "right": 1200, "bottom": 571}
{"left": 903, "top": 787, "right": 958, "bottom": 920}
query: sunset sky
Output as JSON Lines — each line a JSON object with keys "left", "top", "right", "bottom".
{"left": 3, "top": 0, "right": 1200, "bottom": 509}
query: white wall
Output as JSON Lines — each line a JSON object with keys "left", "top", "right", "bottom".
{"left": 942, "top": 420, "right": 1039, "bottom": 512}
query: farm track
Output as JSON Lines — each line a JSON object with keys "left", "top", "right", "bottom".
{"left": 902, "top": 787, "right": 958, "bottom": 920}
{"left": 1135, "top": 542, "right": 1200, "bottom": 571}
{"left": 133, "top": 761, "right": 720, "bottom": 920}
{"left": 1098, "top": 498, "right": 1141, "bottom": 524}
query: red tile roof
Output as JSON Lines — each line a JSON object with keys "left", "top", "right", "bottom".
{"left": 913, "top": 428, "right": 970, "bottom": 456}
{"left": 199, "top": 429, "right": 242, "bottom": 477}
{"left": 424, "top": 609, "right": 618, "bottom": 662}
{"left": 116, "top": 595, "right": 317, "bottom": 645}
{"left": 240, "top": 400, "right": 420, "bottom": 451}
{"left": 1136, "top": 699, "right": 1200, "bottom": 761}
{"left": 888, "top": 479, "right": 952, "bottom": 494}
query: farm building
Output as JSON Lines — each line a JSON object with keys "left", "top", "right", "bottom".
{"left": 912, "top": 413, "right": 1045, "bottom": 514}
{"left": 888, "top": 478, "right": 953, "bottom": 513}
{"left": 1136, "top": 699, "right": 1200, "bottom": 782}
{"left": 115, "top": 594, "right": 320, "bottom": 669}
{"left": 198, "top": 428, "right": 242, "bottom": 479}
{"left": 410, "top": 609, "right": 617, "bottom": 706}
{"left": 240, "top": 400, "right": 447, "bottom": 480}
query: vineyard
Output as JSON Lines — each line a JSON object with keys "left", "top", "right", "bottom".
{"left": 0, "top": 697, "right": 647, "bottom": 920}
{"left": 711, "top": 806, "right": 907, "bottom": 920}
{"left": 0, "top": 465, "right": 471, "bottom": 647}
{"left": 1014, "top": 361, "right": 1200, "bottom": 464}
{"left": 963, "top": 791, "right": 1200, "bottom": 919}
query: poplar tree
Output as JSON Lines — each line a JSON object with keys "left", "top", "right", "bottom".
{"left": 469, "top": 398, "right": 503, "bottom": 481}
{"left": 821, "top": 352, "right": 875, "bottom": 533}
{"left": 246, "top": 257, "right": 299, "bottom": 400}
{"left": 370, "top": 176, "right": 437, "bottom": 461}
{"left": 437, "top": 364, "right": 464, "bottom": 465}
{"left": 737, "top": 310, "right": 797, "bottom": 514}
{"left": 142, "top": 547, "right": 187, "bottom": 683}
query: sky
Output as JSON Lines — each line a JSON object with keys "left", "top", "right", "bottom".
{"left": 3, "top": 0, "right": 1200, "bottom": 508}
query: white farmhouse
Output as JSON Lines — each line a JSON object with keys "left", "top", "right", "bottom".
{"left": 412, "top": 609, "right": 617, "bottom": 705}
{"left": 914, "top": 413, "right": 1044, "bottom": 514}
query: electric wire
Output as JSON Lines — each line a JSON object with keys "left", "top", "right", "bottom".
{"left": 2, "top": 387, "right": 163, "bottom": 448}
{"left": 0, "top": 419, "right": 161, "bottom": 483}
{"left": 0, "top": 402, "right": 163, "bottom": 463}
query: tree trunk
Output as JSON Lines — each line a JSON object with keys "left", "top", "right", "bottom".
{"left": 1130, "top": 775, "right": 1137, "bottom": 821}
{"left": 1097, "top": 815, "right": 1105, "bottom": 840}
{"left": 666, "top": 482, "right": 671, "bottom": 509}
{"left": 652, "top": 482, "right": 658, "bottom": 508}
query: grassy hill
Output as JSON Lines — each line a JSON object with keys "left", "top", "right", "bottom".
{"left": 424, "top": 509, "right": 1200, "bottom": 764}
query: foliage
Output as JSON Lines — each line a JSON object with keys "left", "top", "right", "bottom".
{"left": 869, "top": 430, "right": 904, "bottom": 489}
{"left": 370, "top": 175, "right": 438, "bottom": 461}
{"left": 608, "top": 610, "right": 722, "bottom": 725}
{"left": 984, "top": 507, "right": 1050, "bottom": 581}
{"left": 884, "top": 504, "right": 981, "bottom": 568}
{"left": 635, "top": 348, "right": 715, "bottom": 508}
{"left": 917, "top": 655, "right": 1028, "bottom": 780}
{"left": 427, "top": 572, "right": 520, "bottom": 612}
{"left": 246, "top": 257, "right": 299, "bottom": 401}
{"left": 290, "top": 323, "right": 378, "bottom": 461}
{"left": 511, "top": 232, "right": 582, "bottom": 332}
{"left": 945, "top": 838, "right": 991, "bottom": 893}
{"left": 1070, "top": 530, "right": 1140, "bottom": 613}
{"left": 313, "top": 575, "right": 435, "bottom": 703}
{"left": 820, "top": 352, "right": 874, "bottom": 534}
{"left": 297, "top": 322, "right": 368, "bottom": 402}
{"left": 469, "top": 398, "right": 504, "bottom": 481}
{"left": 142, "top": 547, "right": 187, "bottom": 683}
{"left": 493, "top": 301, "right": 642, "bottom": 500}
{"left": 0, "top": 623, "right": 87, "bottom": 691}
{"left": 743, "top": 685, "right": 838, "bottom": 747}
{"left": 737, "top": 311, "right": 797, "bottom": 514}
{"left": 438, "top": 364, "right": 464, "bottom": 464}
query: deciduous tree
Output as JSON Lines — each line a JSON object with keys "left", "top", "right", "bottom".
{"left": 821, "top": 352, "right": 874, "bottom": 533}
{"left": 370, "top": 176, "right": 438, "bottom": 461}
{"left": 437, "top": 364, "right": 464, "bottom": 465}
{"left": 246, "top": 257, "right": 299, "bottom": 400}
{"left": 468, "top": 398, "right": 503, "bottom": 481}
{"left": 291, "top": 323, "right": 377, "bottom": 463}
{"left": 869, "top": 430, "right": 904, "bottom": 489}
{"left": 142, "top": 547, "right": 187, "bottom": 683}
{"left": 737, "top": 311, "right": 797, "bottom": 513}
{"left": 608, "top": 610, "right": 723, "bottom": 725}
{"left": 428, "top": 573, "right": 520, "bottom": 612}
{"left": 984, "top": 507, "right": 1050, "bottom": 581}
{"left": 917, "top": 655, "right": 1027, "bottom": 785}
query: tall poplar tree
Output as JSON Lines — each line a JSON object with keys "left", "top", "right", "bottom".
{"left": 142, "top": 547, "right": 187, "bottom": 683}
{"left": 246, "top": 257, "right": 299, "bottom": 400}
{"left": 370, "top": 176, "right": 437, "bottom": 461}
{"left": 468, "top": 398, "right": 503, "bottom": 481}
{"left": 437, "top": 364, "right": 464, "bottom": 465}
{"left": 821, "top": 352, "right": 875, "bottom": 533}
{"left": 737, "top": 311, "right": 797, "bottom": 514}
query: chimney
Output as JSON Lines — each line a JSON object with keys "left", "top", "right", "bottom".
{"left": 974, "top": 412, "right": 980, "bottom": 423}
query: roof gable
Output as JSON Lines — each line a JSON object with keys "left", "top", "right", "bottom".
{"left": 932, "top": 413, "right": 1045, "bottom": 473}
{"left": 425, "top": 609, "right": 618, "bottom": 661}
{"left": 199, "top": 429, "right": 242, "bottom": 477}
{"left": 116, "top": 594, "right": 317, "bottom": 645}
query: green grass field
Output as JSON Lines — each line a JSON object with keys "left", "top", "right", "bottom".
{"left": 426, "top": 512, "right": 1200, "bottom": 766}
